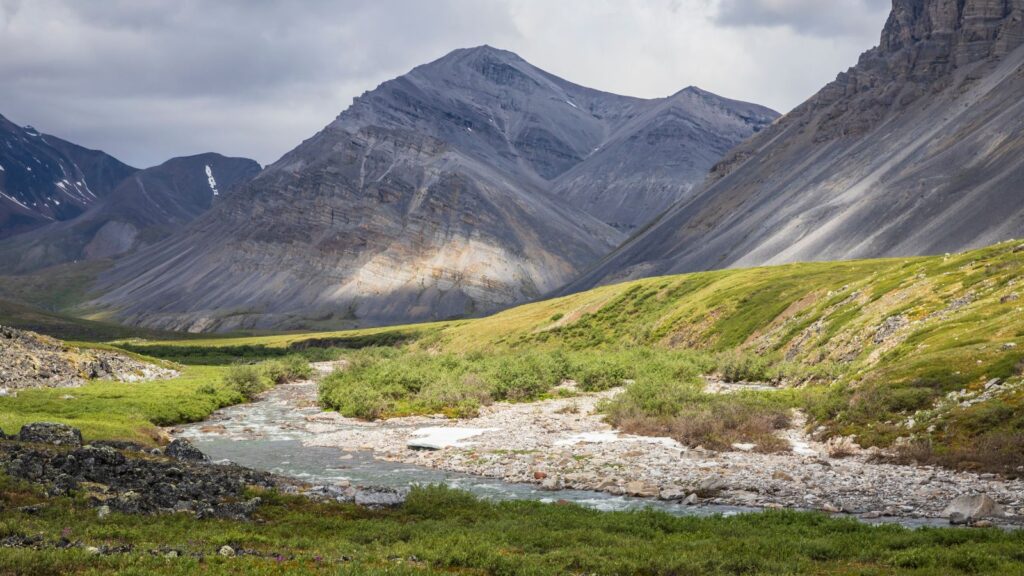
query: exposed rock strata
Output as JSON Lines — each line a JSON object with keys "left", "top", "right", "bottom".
{"left": 568, "top": 0, "right": 1024, "bottom": 290}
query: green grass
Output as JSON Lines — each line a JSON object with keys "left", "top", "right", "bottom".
{"left": 0, "top": 366, "right": 239, "bottom": 444}
{"left": 2, "top": 477, "right": 1023, "bottom": 575}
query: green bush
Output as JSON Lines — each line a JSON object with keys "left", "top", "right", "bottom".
{"left": 224, "top": 364, "right": 272, "bottom": 401}
{"left": 263, "top": 354, "right": 314, "bottom": 384}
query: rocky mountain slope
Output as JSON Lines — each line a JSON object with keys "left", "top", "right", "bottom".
{"left": 551, "top": 87, "right": 776, "bottom": 232}
{"left": 87, "top": 46, "right": 774, "bottom": 332}
{"left": 0, "top": 153, "right": 261, "bottom": 273}
{"left": 567, "top": 0, "right": 1024, "bottom": 289}
{"left": 0, "top": 114, "right": 136, "bottom": 239}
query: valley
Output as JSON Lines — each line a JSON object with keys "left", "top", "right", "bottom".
{"left": 3, "top": 1, "right": 1024, "bottom": 573}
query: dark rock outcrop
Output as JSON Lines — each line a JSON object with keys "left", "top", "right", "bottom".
{"left": 165, "top": 438, "right": 209, "bottom": 462}
{"left": 567, "top": 0, "right": 1024, "bottom": 290}
{"left": 1, "top": 425, "right": 409, "bottom": 520}
{"left": 17, "top": 423, "right": 83, "bottom": 447}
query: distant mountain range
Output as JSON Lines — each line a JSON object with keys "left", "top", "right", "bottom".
{"left": 0, "top": 153, "right": 260, "bottom": 273}
{"left": 0, "top": 115, "right": 136, "bottom": 239}
{"left": 82, "top": 46, "right": 774, "bottom": 332}
{"left": 567, "top": 0, "right": 1024, "bottom": 290}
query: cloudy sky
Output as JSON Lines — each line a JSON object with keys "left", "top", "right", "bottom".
{"left": 0, "top": 0, "right": 891, "bottom": 167}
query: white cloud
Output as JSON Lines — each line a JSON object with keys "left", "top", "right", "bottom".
{"left": 0, "top": 0, "right": 890, "bottom": 167}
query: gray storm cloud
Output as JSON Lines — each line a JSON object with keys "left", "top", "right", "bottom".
{"left": 0, "top": 0, "right": 889, "bottom": 167}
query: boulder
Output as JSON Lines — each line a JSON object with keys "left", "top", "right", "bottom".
{"left": 165, "top": 438, "right": 209, "bottom": 462}
{"left": 540, "top": 476, "right": 562, "bottom": 491}
{"left": 354, "top": 487, "right": 408, "bottom": 508}
{"left": 624, "top": 481, "right": 660, "bottom": 498}
{"left": 943, "top": 494, "right": 1004, "bottom": 523}
{"left": 18, "top": 423, "right": 82, "bottom": 447}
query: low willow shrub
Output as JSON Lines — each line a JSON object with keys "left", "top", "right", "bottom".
{"left": 603, "top": 377, "right": 795, "bottom": 453}
{"left": 264, "top": 354, "right": 314, "bottom": 384}
{"left": 318, "top": 348, "right": 715, "bottom": 420}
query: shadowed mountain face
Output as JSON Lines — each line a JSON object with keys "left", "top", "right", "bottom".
{"left": 566, "top": 0, "right": 1024, "bottom": 290}
{"left": 0, "top": 154, "right": 261, "bottom": 273}
{"left": 88, "top": 46, "right": 774, "bottom": 332}
{"left": 0, "top": 115, "right": 136, "bottom": 239}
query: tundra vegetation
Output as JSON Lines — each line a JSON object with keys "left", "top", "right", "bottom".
{"left": 2, "top": 241, "right": 1024, "bottom": 573}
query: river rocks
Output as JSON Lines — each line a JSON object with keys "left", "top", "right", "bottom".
{"left": 540, "top": 476, "right": 562, "bottom": 491}
{"left": 943, "top": 494, "right": 1004, "bottom": 524}
{"left": 17, "top": 422, "right": 82, "bottom": 447}
{"left": 178, "top": 378, "right": 1024, "bottom": 525}
{"left": 624, "top": 481, "right": 659, "bottom": 498}
{"left": 696, "top": 475, "right": 728, "bottom": 497}
{"left": 353, "top": 487, "right": 408, "bottom": 508}
{"left": 165, "top": 438, "right": 209, "bottom": 462}
{"left": 659, "top": 488, "right": 688, "bottom": 501}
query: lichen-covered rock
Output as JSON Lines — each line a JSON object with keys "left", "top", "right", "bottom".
{"left": 17, "top": 422, "right": 83, "bottom": 447}
{"left": 165, "top": 438, "right": 209, "bottom": 462}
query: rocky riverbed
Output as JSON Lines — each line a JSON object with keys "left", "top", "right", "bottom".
{"left": 177, "top": 369, "right": 1024, "bottom": 527}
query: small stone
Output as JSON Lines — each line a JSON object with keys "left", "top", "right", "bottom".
{"left": 821, "top": 503, "right": 840, "bottom": 513}
{"left": 1002, "top": 343, "right": 1017, "bottom": 351}
{"left": 731, "top": 443, "right": 756, "bottom": 452}
{"left": 683, "top": 493, "right": 699, "bottom": 505}
{"left": 219, "top": 545, "right": 235, "bottom": 557}
{"left": 949, "top": 512, "right": 969, "bottom": 525}
{"left": 86, "top": 546, "right": 101, "bottom": 555}
{"left": 165, "top": 550, "right": 179, "bottom": 559}
{"left": 96, "top": 505, "right": 110, "bottom": 520}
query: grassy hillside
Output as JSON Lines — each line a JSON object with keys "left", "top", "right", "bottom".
{"left": 4, "top": 240, "right": 1022, "bottom": 472}
{"left": 119, "top": 240, "right": 1024, "bottom": 473}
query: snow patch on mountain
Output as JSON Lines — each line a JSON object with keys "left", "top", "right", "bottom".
{"left": 205, "top": 165, "right": 219, "bottom": 196}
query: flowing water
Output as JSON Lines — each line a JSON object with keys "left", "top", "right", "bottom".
{"left": 176, "top": 381, "right": 953, "bottom": 528}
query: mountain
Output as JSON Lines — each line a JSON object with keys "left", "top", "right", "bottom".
{"left": 0, "top": 114, "right": 136, "bottom": 238}
{"left": 0, "top": 153, "right": 261, "bottom": 273}
{"left": 567, "top": 0, "right": 1024, "bottom": 290}
{"left": 550, "top": 87, "right": 777, "bottom": 232}
{"left": 86, "top": 46, "right": 774, "bottom": 332}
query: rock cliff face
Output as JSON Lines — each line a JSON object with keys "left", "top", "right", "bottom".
{"left": 566, "top": 0, "right": 1024, "bottom": 290}
{"left": 0, "top": 115, "right": 136, "bottom": 239}
{"left": 0, "top": 154, "right": 260, "bottom": 273}
{"left": 88, "top": 47, "right": 774, "bottom": 332}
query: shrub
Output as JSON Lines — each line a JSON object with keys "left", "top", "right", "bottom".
{"left": 224, "top": 364, "right": 271, "bottom": 401}
{"left": 263, "top": 354, "right": 313, "bottom": 384}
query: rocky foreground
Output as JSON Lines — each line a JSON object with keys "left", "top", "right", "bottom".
{"left": 187, "top": 379, "right": 1024, "bottom": 527}
{"left": 0, "top": 422, "right": 408, "bottom": 526}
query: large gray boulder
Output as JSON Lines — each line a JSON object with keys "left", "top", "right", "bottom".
{"left": 943, "top": 494, "right": 1004, "bottom": 524}
{"left": 17, "top": 422, "right": 83, "bottom": 447}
